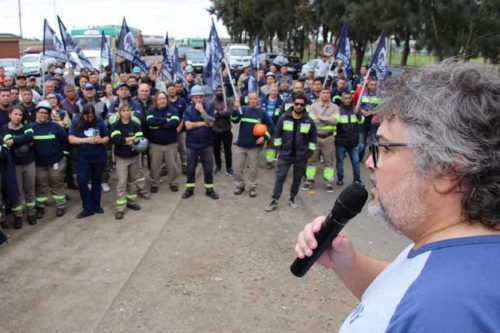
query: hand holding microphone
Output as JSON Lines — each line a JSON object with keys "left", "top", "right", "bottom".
{"left": 291, "top": 183, "right": 368, "bottom": 277}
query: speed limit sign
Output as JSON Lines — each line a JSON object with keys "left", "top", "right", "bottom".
{"left": 322, "top": 42, "right": 335, "bottom": 58}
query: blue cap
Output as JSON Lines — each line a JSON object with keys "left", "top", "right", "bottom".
{"left": 83, "top": 83, "right": 95, "bottom": 90}
{"left": 54, "top": 68, "right": 64, "bottom": 75}
{"left": 133, "top": 66, "right": 142, "bottom": 74}
{"left": 185, "top": 65, "right": 194, "bottom": 73}
{"left": 115, "top": 82, "right": 129, "bottom": 90}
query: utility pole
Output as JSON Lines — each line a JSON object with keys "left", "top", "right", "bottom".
{"left": 18, "top": 0, "right": 22, "bottom": 37}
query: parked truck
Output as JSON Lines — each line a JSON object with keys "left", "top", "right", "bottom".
{"left": 70, "top": 25, "right": 144, "bottom": 71}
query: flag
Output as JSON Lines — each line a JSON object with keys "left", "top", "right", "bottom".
{"left": 161, "top": 32, "right": 174, "bottom": 82}
{"left": 248, "top": 36, "right": 259, "bottom": 93}
{"left": 42, "top": 19, "right": 70, "bottom": 63}
{"left": 116, "top": 18, "right": 148, "bottom": 72}
{"left": 203, "top": 19, "right": 224, "bottom": 90}
{"left": 100, "top": 31, "right": 114, "bottom": 72}
{"left": 57, "top": 16, "right": 94, "bottom": 70}
{"left": 335, "top": 22, "right": 352, "bottom": 79}
{"left": 369, "top": 32, "right": 388, "bottom": 81}
{"left": 172, "top": 44, "right": 188, "bottom": 88}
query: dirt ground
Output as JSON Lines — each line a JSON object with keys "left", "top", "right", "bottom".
{"left": 0, "top": 152, "right": 407, "bottom": 333}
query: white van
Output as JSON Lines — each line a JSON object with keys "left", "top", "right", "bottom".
{"left": 225, "top": 44, "right": 252, "bottom": 68}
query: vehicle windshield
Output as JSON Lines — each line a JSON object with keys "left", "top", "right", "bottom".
{"left": 0, "top": 60, "right": 16, "bottom": 67}
{"left": 230, "top": 49, "right": 250, "bottom": 56}
{"left": 22, "top": 55, "right": 39, "bottom": 63}
{"left": 73, "top": 36, "right": 102, "bottom": 50}
{"left": 186, "top": 51, "right": 205, "bottom": 61}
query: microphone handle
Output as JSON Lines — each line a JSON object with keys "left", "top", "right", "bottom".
{"left": 290, "top": 212, "right": 347, "bottom": 278}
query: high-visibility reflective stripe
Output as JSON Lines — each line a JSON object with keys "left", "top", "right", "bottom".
{"left": 52, "top": 194, "right": 66, "bottom": 201}
{"left": 309, "top": 114, "right": 317, "bottom": 120}
{"left": 264, "top": 131, "right": 271, "bottom": 139}
{"left": 111, "top": 130, "right": 121, "bottom": 138}
{"left": 283, "top": 120, "right": 293, "bottom": 131}
{"left": 308, "top": 142, "right": 316, "bottom": 151}
{"left": 323, "top": 167, "right": 335, "bottom": 181}
{"left": 132, "top": 116, "right": 141, "bottom": 125}
{"left": 12, "top": 205, "right": 23, "bottom": 212}
{"left": 306, "top": 166, "right": 317, "bottom": 179}
{"left": 361, "top": 96, "right": 381, "bottom": 104}
{"left": 127, "top": 194, "right": 138, "bottom": 200}
{"left": 34, "top": 134, "right": 56, "bottom": 140}
{"left": 241, "top": 117, "right": 259, "bottom": 124}
{"left": 116, "top": 199, "right": 127, "bottom": 206}
{"left": 337, "top": 115, "right": 362, "bottom": 124}
{"left": 63, "top": 150, "right": 70, "bottom": 155}
{"left": 230, "top": 115, "right": 240, "bottom": 121}
{"left": 24, "top": 128, "right": 34, "bottom": 134}
{"left": 204, "top": 183, "right": 214, "bottom": 189}
{"left": 318, "top": 125, "right": 336, "bottom": 131}
{"left": 300, "top": 123, "right": 311, "bottom": 134}
{"left": 305, "top": 105, "right": 311, "bottom": 113}
{"left": 26, "top": 201, "right": 36, "bottom": 208}
{"left": 266, "top": 149, "right": 276, "bottom": 161}
{"left": 150, "top": 126, "right": 159, "bottom": 130}
{"left": 134, "top": 132, "right": 143, "bottom": 137}
{"left": 186, "top": 183, "right": 195, "bottom": 188}
{"left": 274, "top": 108, "right": 280, "bottom": 116}
{"left": 36, "top": 196, "right": 48, "bottom": 202}
{"left": 146, "top": 115, "right": 154, "bottom": 120}
{"left": 170, "top": 116, "right": 180, "bottom": 121}
{"left": 3, "top": 134, "right": 12, "bottom": 141}
{"left": 284, "top": 103, "right": 293, "bottom": 110}
{"left": 274, "top": 138, "right": 282, "bottom": 146}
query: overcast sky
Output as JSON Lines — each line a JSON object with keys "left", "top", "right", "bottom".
{"left": 1, "top": 0, "right": 229, "bottom": 39}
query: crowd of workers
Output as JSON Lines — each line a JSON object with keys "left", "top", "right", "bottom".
{"left": 0, "top": 57, "right": 380, "bottom": 238}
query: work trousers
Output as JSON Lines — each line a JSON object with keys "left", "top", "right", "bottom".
{"left": 186, "top": 146, "right": 214, "bottom": 189}
{"left": 115, "top": 155, "right": 140, "bottom": 212}
{"left": 35, "top": 157, "right": 66, "bottom": 209}
{"left": 149, "top": 142, "right": 179, "bottom": 187}
{"left": 13, "top": 162, "right": 36, "bottom": 217}
{"left": 233, "top": 146, "right": 261, "bottom": 190}
{"left": 177, "top": 131, "right": 187, "bottom": 167}
{"left": 306, "top": 135, "right": 335, "bottom": 186}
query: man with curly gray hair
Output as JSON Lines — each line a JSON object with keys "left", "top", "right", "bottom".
{"left": 295, "top": 61, "right": 500, "bottom": 332}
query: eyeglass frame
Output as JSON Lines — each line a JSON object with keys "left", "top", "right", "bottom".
{"left": 369, "top": 141, "right": 414, "bottom": 168}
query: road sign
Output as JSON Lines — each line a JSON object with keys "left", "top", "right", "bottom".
{"left": 321, "top": 42, "right": 335, "bottom": 58}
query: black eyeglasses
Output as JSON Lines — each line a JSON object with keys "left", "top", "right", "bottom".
{"left": 294, "top": 102, "right": 305, "bottom": 107}
{"left": 369, "top": 141, "right": 413, "bottom": 168}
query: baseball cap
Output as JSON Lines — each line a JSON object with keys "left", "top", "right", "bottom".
{"left": 35, "top": 101, "right": 52, "bottom": 111}
{"left": 133, "top": 66, "right": 142, "bottom": 74}
{"left": 190, "top": 85, "right": 205, "bottom": 96}
{"left": 265, "top": 72, "right": 275, "bottom": 78}
{"left": 83, "top": 83, "right": 95, "bottom": 90}
{"left": 54, "top": 68, "right": 64, "bottom": 75}
{"left": 115, "top": 82, "right": 129, "bottom": 90}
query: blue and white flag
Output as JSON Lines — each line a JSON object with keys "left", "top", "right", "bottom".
{"left": 172, "top": 44, "right": 188, "bottom": 88}
{"left": 42, "top": 19, "right": 70, "bottom": 63}
{"left": 57, "top": 16, "right": 94, "bottom": 70}
{"left": 161, "top": 32, "right": 174, "bottom": 82}
{"left": 248, "top": 36, "right": 259, "bottom": 93}
{"left": 335, "top": 22, "right": 352, "bottom": 79}
{"left": 116, "top": 18, "right": 148, "bottom": 72}
{"left": 203, "top": 19, "right": 224, "bottom": 90}
{"left": 100, "top": 31, "right": 114, "bottom": 72}
{"left": 369, "top": 32, "right": 388, "bottom": 81}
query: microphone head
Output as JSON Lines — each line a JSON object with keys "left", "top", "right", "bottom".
{"left": 337, "top": 183, "right": 369, "bottom": 215}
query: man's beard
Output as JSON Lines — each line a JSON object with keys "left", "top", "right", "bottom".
{"left": 367, "top": 174, "right": 427, "bottom": 236}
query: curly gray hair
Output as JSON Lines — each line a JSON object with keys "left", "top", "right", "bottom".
{"left": 379, "top": 61, "right": 500, "bottom": 229}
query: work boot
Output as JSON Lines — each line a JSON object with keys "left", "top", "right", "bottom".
{"left": 249, "top": 189, "right": 257, "bottom": 198}
{"left": 233, "top": 186, "right": 245, "bottom": 195}
{"left": 126, "top": 203, "right": 141, "bottom": 211}
{"left": 169, "top": 184, "right": 179, "bottom": 192}
{"left": 266, "top": 162, "right": 274, "bottom": 169}
{"left": 66, "top": 181, "right": 78, "bottom": 190}
{"left": 27, "top": 215, "right": 37, "bottom": 226}
{"left": 205, "top": 189, "right": 219, "bottom": 200}
{"left": 182, "top": 188, "right": 194, "bottom": 199}
{"left": 265, "top": 199, "right": 278, "bottom": 212}
{"left": 213, "top": 166, "right": 222, "bottom": 175}
{"left": 115, "top": 211, "right": 124, "bottom": 220}
{"left": 325, "top": 185, "right": 334, "bottom": 193}
{"left": 288, "top": 197, "right": 298, "bottom": 209}
{"left": 151, "top": 185, "right": 159, "bottom": 193}
{"left": 226, "top": 168, "right": 234, "bottom": 176}
{"left": 302, "top": 182, "right": 313, "bottom": 191}
{"left": 13, "top": 216, "right": 22, "bottom": 230}
{"left": 36, "top": 207, "right": 45, "bottom": 219}
{"left": 56, "top": 207, "right": 65, "bottom": 217}
{"left": 337, "top": 179, "right": 344, "bottom": 186}
{"left": 139, "top": 191, "right": 151, "bottom": 200}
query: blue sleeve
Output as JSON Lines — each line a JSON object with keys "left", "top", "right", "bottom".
{"left": 99, "top": 120, "right": 109, "bottom": 137}
{"left": 262, "top": 110, "right": 274, "bottom": 138}
{"left": 68, "top": 121, "right": 77, "bottom": 136}
{"left": 57, "top": 124, "right": 70, "bottom": 154}
{"left": 183, "top": 107, "right": 193, "bottom": 122}
{"left": 164, "top": 107, "right": 179, "bottom": 129}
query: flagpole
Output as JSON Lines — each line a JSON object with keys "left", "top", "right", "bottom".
{"left": 219, "top": 69, "right": 227, "bottom": 110}
{"left": 355, "top": 67, "right": 372, "bottom": 110}
{"left": 223, "top": 58, "right": 242, "bottom": 114}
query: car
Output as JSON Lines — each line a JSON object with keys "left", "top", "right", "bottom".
{"left": 21, "top": 53, "right": 43, "bottom": 76}
{"left": 177, "top": 47, "right": 194, "bottom": 61}
{"left": 225, "top": 44, "right": 251, "bottom": 68}
{"left": 0, "top": 58, "right": 23, "bottom": 78}
{"left": 286, "top": 55, "right": 303, "bottom": 77}
{"left": 300, "top": 58, "right": 320, "bottom": 77}
{"left": 258, "top": 52, "right": 280, "bottom": 66}
{"left": 185, "top": 49, "right": 205, "bottom": 73}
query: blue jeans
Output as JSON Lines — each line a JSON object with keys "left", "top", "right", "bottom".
{"left": 358, "top": 125, "right": 377, "bottom": 162}
{"left": 76, "top": 154, "right": 107, "bottom": 214}
{"left": 336, "top": 144, "right": 361, "bottom": 182}
{"left": 272, "top": 158, "right": 306, "bottom": 200}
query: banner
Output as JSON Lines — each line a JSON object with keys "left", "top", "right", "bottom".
{"left": 57, "top": 16, "right": 94, "bottom": 70}
{"left": 203, "top": 19, "right": 224, "bottom": 90}
{"left": 248, "top": 36, "right": 259, "bottom": 93}
{"left": 335, "top": 22, "right": 352, "bottom": 79}
{"left": 116, "top": 18, "right": 149, "bottom": 72}
{"left": 100, "top": 31, "right": 114, "bottom": 72}
{"left": 369, "top": 32, "right": 388, "bottom": 81}
{"left": 42, "top": 19, "right": 70, "bottom": 63}
{"left": 161, "top": 32, "right": 174, "bottom": 82}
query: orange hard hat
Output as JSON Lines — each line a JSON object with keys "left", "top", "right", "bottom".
{"left": 253, "top": 123, "right": 267, "bottom": 137}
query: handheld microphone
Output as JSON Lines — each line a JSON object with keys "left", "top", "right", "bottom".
{"left": 290, "top": 183, "right": 368, "bottom": 277}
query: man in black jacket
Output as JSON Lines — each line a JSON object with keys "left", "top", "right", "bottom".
{"left": 335, "top": 91, "right": 363, "bottom": 185}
